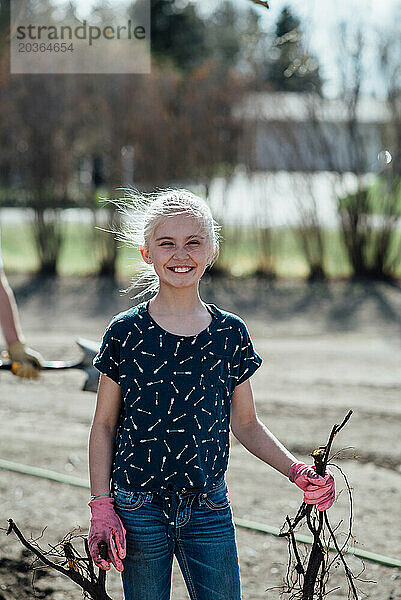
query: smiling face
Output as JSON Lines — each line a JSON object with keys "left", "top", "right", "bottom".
{"left": 140, "top": 213, "right": 215, "bottom": 290}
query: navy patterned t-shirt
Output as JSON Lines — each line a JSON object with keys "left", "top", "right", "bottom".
{"left": 93, "top": 299, "right": 262, "bottom": 493}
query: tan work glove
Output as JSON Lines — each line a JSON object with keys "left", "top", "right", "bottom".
{"left": 7, "top": 341, "right": 43, "bottom": 379}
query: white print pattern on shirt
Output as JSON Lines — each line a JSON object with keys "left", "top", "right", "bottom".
{"left": 94, "top": 302, "right": 262, "bottom": 491}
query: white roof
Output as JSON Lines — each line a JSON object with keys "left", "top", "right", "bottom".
{"left": 233, "top": 92, "right": 392, "bottom": 124}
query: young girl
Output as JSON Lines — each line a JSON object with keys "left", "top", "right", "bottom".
{"left": 88, "top": 189, "right": 334, "bottom": 600}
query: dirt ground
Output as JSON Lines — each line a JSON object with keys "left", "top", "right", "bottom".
{"left": 0, "top": 275, "right": 400, "bottom": 600}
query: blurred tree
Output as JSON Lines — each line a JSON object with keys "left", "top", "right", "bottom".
{"left": 267, "top": 6, "right": 323, "bottom": 94}
{"left": 0, "top": 0, "right": 9, "bottom": 56}
{"left": 74, "top": 63, "right": 245, "bottom": 274}
{"left": 73, "top": 74, "right": 139, "bottom": 278}
{"left": 338, "top": 179, "right": 401, "bottom": 280}
{"left": 0, "top": 74, "right": 80, "bottom": 274}
{"left": 239, "top": 6, "right": 272, "bottom": 89}
{"left": 137, "top": 64, "right": 244, "bottom": 183}
{"left": 151, "top": 0, "right": 208, "bottom": 73}
{"left": 333, "top": 22, "right": 401, "bottom": 280}
{"left": 204, "top": 1, "right": 241, "bottom": 73}
{"left": 379, "top": 20, "right": 401, "bottom": 177}
{"left": 0, "top": 0, "right": 10, "bottom": 86}
{"left": 151, "top": 0, "right": 263, "bottom": 77}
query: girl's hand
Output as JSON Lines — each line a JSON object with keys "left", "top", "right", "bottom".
{"left": 288, "top": 462, "right": 335, "bottom": 511}
{"left": 88, "top": 497, "right": 126, "bottom": 571}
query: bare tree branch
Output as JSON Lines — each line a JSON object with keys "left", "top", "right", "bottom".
{"left": 6, "top": 519, "right": 113, "bottom": 600}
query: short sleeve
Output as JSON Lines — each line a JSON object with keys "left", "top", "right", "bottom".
{"left": 93, "top": 323, "right": 121, "bottom": 384}
{"left": 236, "top": 322, "right": 262, "bottom": 386}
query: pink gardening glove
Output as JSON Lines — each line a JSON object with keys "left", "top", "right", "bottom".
{"left": 289, "top": 462, "right": 335, "bottom": 511}
{"left": 88, "top": 497, "right": 126, "bottom": 571}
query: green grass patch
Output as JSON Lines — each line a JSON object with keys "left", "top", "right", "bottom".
{"left": 1, "top": 223, "right": 38, "bottom": 272}
{"left": 217, "top": 226, "right": 354, "bottom": 278}
{"left": 1, "top": 221, "right": 399, "bottom": 278}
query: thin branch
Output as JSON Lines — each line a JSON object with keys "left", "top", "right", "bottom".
{"left": 248, "top": 0, "right": 269, "bottom": 8}
{"left": 6, "top": 519, "right": 113, "bottom": 600}
{"left": 6, "top": 519, "right": 70, "bottom": 577}
{"left": 324, "top": 513, "right": 358, "bottom": 599}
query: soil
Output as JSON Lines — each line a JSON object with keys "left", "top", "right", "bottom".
{"left": 0, "top": 275, "right": 400, "bottom": 600}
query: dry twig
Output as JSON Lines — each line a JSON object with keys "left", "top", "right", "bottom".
{"left": 249, "top": 0, "right": 270, "bottom": 9}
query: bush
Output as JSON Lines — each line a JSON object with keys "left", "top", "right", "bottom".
{"left": 337, "top": 177, "right": 401, "bottom": 280}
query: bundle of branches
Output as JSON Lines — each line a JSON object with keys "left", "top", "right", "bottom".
{"left": 278, "top": 410, "right": 364, "bottom": 599}
{"left": 6, "top": 520, "right": 112, "bottom": 600}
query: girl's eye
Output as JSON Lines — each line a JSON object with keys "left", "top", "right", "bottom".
{"left": 159, "top": 240, "right": 200, "bottom": 246}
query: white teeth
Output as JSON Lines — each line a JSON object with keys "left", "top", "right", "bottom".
{"left": 170, "top": 267, "right": 192, "bottom": 272}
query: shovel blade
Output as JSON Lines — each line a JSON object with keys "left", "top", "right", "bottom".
{"left": 76, "top": 338, "right": 100, "bottom": 367}
{"left": 76, "top": 338, "right": 100, "bottom": 392}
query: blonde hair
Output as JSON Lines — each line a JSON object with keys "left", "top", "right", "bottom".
{"left": 112, "top": 188, "right": 221, "bottom": 300}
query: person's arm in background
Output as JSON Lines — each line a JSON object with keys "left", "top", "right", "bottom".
{"left": 0, "top": 269, "right": 43, "bottom": 378}
{"left": 0, "top": 269, "right": 23, "bottom": 347}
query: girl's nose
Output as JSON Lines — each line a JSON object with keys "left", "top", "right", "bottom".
{"left": 173, "top": 246, "right": 190, "bottom": 258}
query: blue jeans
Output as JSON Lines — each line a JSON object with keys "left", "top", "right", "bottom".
{"left": 113, "top": 479, "right": 241, "bottom": 600}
